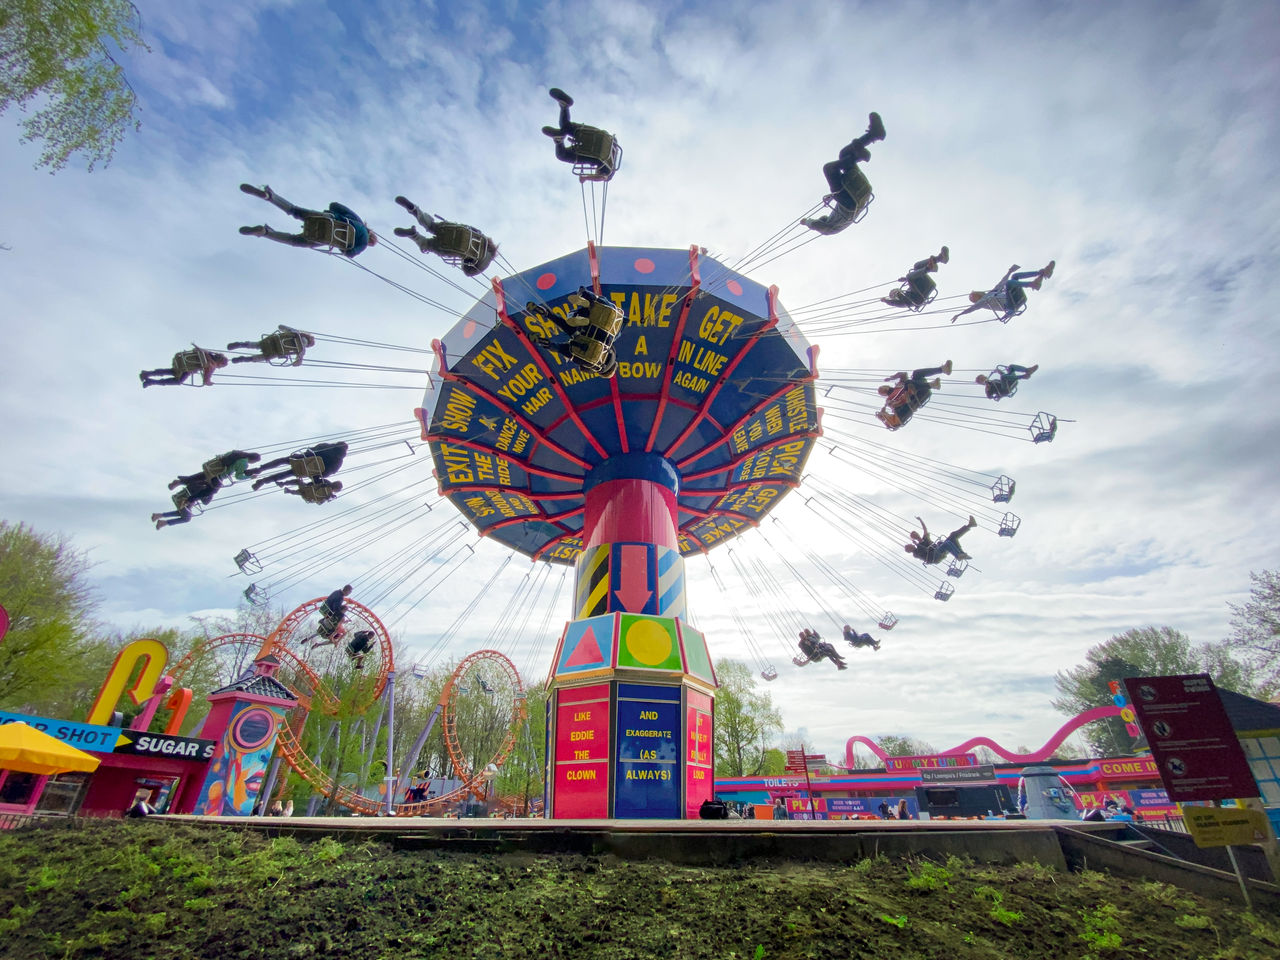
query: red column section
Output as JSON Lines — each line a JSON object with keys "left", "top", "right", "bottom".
{"left": 583, "top": 478, "right": 679, "bottom": 551}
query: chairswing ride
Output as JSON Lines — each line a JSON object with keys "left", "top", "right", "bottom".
{"left": 146, "top": 90, "right": 1064, "bottom": 814}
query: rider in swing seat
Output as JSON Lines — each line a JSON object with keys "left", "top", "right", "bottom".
{"left": 168, "top": 450, "right": 261, "bottom": 490}
{"left": 527, "top": 290, "right": 623, "bottom": 377}
{"left": 393, "top": 196, "right": 499, "bottom": 277}
{"left": 282, "top": 478, "right": 343, "bottom": 505}
{"left": 802, "top": 111, "right": 884, "bottom": 235}
{"left": 541, "top": 88, "right": 621, "bottom": 182}
{"left": 226, "top": 325, "right": 316, "bottom": 366}
{"left": 951, "top": 261, "right": 1054, "bottom": 323}
{"left": 139, "top": 347, "right": 229, "bottom": 388}
{"left": 238, "top": 184, "right": 377, "bottom": 258}
{"left": 882, "top": 246, "right": 949, "bottom": 309}
{"left": 843, "top": 625, "right": 881, "bottom": 650}
{"left": 977, "top": 363, "right": 1038, "bottom": 400}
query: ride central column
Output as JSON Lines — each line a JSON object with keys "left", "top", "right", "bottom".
{"left": 546, "top": 453, "right": 717, "bottom": 820}
{"left": 575, "top": 453, "right": 685, "bottom": 621}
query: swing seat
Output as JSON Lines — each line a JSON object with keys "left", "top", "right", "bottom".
{"left": 946, "top": 558, "right": 968, "bottom": 578}
{"left": 570, "top": 337, "right": 611, "bottom": 372}
{"left": 261, "top": 330, "right": 308, "bottom": 366}
{"left": 791, "top": 655, "right": 812, "bottom": 667}
{"left": 760, "top": 666, "right": 778, "bottom": 682}
{"left": 301, "top": 482, "right": 338, "bottom": 504}
{"left": 302, "top": 215, "right": 357, "bottom": 251}
{"left": 824, "top": 166, "right": 874, "bottom": 223}
{"left": 568, "top": 126, "right": 622, "bottom": 182}
{"left": 316, "top": 614, "right": 345, "bottom": 641}
{"left": 234, "top": 548, "right": 262, "bottom": 574}
{"left": 203, "top": 457, "right": 229, "bottom": 482}
{"left": 244, "top": 583, "right": 268, "bottom": 605}
{"left": 998, "top": 512, "right": 1021, "bottom": 538}
{"left": 990, "top": 475, "right": 1016, "bottom": 504}
{"left": 1029, "top": 412, "right": 1058, "bottom": 444}
{"left": 429, "top": 222, "right": 486, "bottom": 267}
{"left": 934, "top": 583, "right": 955, "bottom": 602}
{"left": 876, "top": 408, "right": 903, "bottom": 430}
{"left": 172, "top": 348, "right": 212, "bottom": 378}
{"left": 290, "top": 453, "right": 326, "bottom": 477}
{"left": 889, "top": 274, "right": 937, "bottom": 311}
{"left": 996, "top": 284, "right": 1028, "bottom": 323}
{"left": 989, "top": 365, "right": 1019, "bottom": 399}
{"left": 171, "top": 490, "right": 204, "bottom": 515}
{"left": 877, "top": 613, "right": 898, "bottom": 631}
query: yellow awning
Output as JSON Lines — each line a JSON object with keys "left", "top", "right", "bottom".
{"left": 0, "top": 722, "right": 102, "bottom": 775}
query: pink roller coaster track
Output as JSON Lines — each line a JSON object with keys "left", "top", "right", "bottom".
{"left": 844, "top": 705, "right": 1122, "bottom": 768}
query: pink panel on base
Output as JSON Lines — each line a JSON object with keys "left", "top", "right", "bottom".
{"left": 684, "top": 690, "right": 714, "bottom": 818}
{"left": 583, "top": 479, "right": 679, "bottom": 550}
{"left": 553, "top": 683, "right": 611, "bottom": 818}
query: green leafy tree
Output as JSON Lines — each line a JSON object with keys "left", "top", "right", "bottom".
{"left": 1052, "top": 626, "right": 1258, "bottom": 756}
{"left": 1225, "top": 570, "right": 1280, "bottom": 697}
{"left": 874, "top": 735, "right": 937, "bottom": 758}
{"left": 713, "top": 659, "right": 783, "bottom": 777}
{"left": 0, "top": 0, "right": 149, "bottom": 171}
{"left": 0, "top": 521, "right": 100, "bottom": 713}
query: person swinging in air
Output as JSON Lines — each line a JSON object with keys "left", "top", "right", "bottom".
{"left": 393, "top": 196, "right": 498, "bottom": 276}
{"left": 226, "top": 325, "right": 316, "bottom": 367}
{"left": 238, "top": 184, "right": 376, "bottom": 258}
{"left": 527, "top": 288, "right": 623, "bottom": 377}
{"left": 139, "top": 347, "right": 228, "bottom": 388}
{"left": 882, "top": 246, "right": 949, "bottom": 309}
{"left": 951, "top": 261, "right": 1054, "bottom": 323}
{"left": 802, "top": 111, "right": 885, "bottom": 235}
{"left": 542, "top": 88, "right": 621, "bottom": 182}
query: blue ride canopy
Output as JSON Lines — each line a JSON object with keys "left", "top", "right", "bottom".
{"left": 416, "top": 245, "right": 821, "bottom": 564}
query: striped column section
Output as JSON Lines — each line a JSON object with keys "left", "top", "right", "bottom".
{"left": 656, "top": 546, "right": 686, "bottom": 619}
{"left": 574, "top": 544, "right": 611, "bottom": 619}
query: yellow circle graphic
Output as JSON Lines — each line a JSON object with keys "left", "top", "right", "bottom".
{"left": 625, "top": 619, "right": 672, "bottom": 666}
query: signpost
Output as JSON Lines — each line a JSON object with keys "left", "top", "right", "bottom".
{"left": 1123, "top": 674, "right": 1262, "bottom": 907}
{"left": 785, "top": 750, "right": 827, "bottom": 819}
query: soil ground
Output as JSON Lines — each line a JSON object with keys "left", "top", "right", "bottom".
{"left": 0, "top": 819, "right": 1276, "bottom": 959}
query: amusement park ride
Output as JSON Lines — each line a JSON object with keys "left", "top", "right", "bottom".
{"left": 147, "top": 90, "right": 1064, "bottom": 820}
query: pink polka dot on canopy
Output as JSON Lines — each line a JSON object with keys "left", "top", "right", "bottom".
{"left": 536, "top": 272, "right": 557, "bottom": 290}
{"left": 634, "top": 258, "right": 655, "bottom": 273}
{"left": 462, "top": 320, "right": 476, "bottom": 338}
{"left": 726, "top": 280, "right": 744, "bottom": 295}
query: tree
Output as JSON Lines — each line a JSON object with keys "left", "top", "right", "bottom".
{"left": 712, "top": 659, "right": 783, "bottom": 777}
{"left": 0, "top": 0, "right": 149, "bottom": 171}
{"left": 0, "top": 520, "right": 101, "bottom": 712}
{"left": 1052, "top": 626, "right": 1258, "bottom": 757}
{"left": 1226, "top": 570, "right": 1280, "bottom": 697}
{"left": 874, "top": 735, "right": 937, "bottom": 758}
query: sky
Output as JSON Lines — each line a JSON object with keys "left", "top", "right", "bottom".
{"left": 2, "top": 0, "right": 1279, "bottom": 766}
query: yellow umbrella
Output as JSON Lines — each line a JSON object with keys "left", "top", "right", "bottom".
{"left": 0, "top": 722, "right": 102, "bottom": 775}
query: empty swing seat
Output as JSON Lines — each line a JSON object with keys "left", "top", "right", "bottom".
{"left": 934, "top": 582, "right": 955, "bottom": 602}
{"left": 1029, "top": 412, "right": 1058, "bottom": 444}
{"left": 998, "top": 513, "right": 1021, "bottom": 538}
{"left": 991, "top": 475, "right": 1016, "bottom": 503}
{"left": 877, "top": 613, "right": 898, "bottom": 631}
{"left": 946, "top": 558, "right": 968, "bottom": 578}
{"left": 760, "top": 666, "right": 779, "bottom": 682}
{"left": 234, "top": 548, "right": 262, "bottom": 574}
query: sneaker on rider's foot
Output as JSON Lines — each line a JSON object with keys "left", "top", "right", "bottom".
{"left": 393, "top": 226, "right": 415, "bottom": 237}
{"left": 239, "top": 183, "right": 268, "bottom": 199}
{"left": 548, "top": 87, "right": 574, "bottom": 106}
{"left": 942, "top": 360, "right": 953, "bottom": 376}
{"left": 867, "top": 111, "right": 886, "bottom": 141}
{"left": 1040, "top": 260, "right": 1055, "bottom": 279}
{"left": 541, "top": 125, "right": 564, "bottom": 140}
{"left": 1025, "top": 364, "right": 1039, "bottom": 376}
{"left": 927, "top": 377, "right": 941, "bottom": 391}
{"left": 938, "top": 245, "right": 950, "bottom": 264}
{"left": 968, "top": 515, "right": 977, "bottom": 526}
{"left": 239, "top": 225, "right": 266, "bottom": 236}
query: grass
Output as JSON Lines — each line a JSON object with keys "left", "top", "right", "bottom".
{"left": 0, "top": 820, "right": 1276, "bottom": 959}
